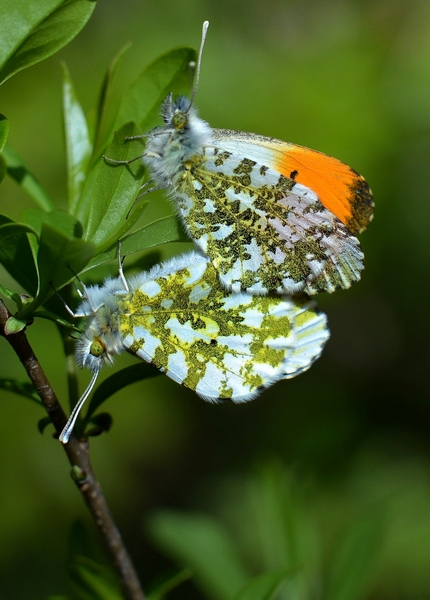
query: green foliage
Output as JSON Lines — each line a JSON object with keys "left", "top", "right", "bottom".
{"left": 0, "top": 42, "right": 195, "bottom": 319}
{"left": 234, "top": 570, "right": 298, "bottom": 600}
{"left": 50, "top": 521, "right": 192, "bottom": 599}
{"left": 0, "top": 1, "right": 197, "bottom": 430}
{"left": 146, "top": 569, "right": 193, "bottom": 600}
{"left": 0, "top": 0, "right": 97, "bottom": 85}
{"left": 1, "top": 144, "right": 55, "bottom": 210}
{"left": 325, "top": 508, "right": 385, "bottom": 600}
{"left": 65, "top": 521, "right": 123, "bottom": 600}
{"left": 62, "top": 62, "right": 92, "bottom": 211}
{"left": 149, "top": 512, "right": 251, "bottom": 600}
{"left": 148, "top": 462, "right": 385, "bottom": 600}
{"left": 0, "top": 17, "right": 196, "bottom": 323}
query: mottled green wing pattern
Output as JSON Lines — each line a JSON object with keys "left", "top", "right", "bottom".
{"left": 118, "top": 252, "right": 329, "bottom": 400}
{"left": 174, "top": 147, "right": 364, "bottom": 296}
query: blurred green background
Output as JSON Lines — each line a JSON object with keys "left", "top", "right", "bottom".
{"left": 1, "top": 0, "right": 430, "bottom": 598}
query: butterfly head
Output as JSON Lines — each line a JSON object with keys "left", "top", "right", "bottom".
{"left": 74, "top": 284, "right": 126, "bottom": 374}
{"left": 75, "top": 329, "right": 112, "bottom": 373}
{"left": 144, "top": 93, "right": 212, "bottom": 187}
{"left": 59, "top": 278, "right": 128, "bottom": 444}
{"left": 162, "top": 94, "right": 191, "bottom": 129}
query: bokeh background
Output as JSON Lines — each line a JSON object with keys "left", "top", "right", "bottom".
{"left": 1, "top": 0, "right": 430, "bottom": 598}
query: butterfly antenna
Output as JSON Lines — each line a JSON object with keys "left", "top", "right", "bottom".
{"left": 188, "top": 20, "right": 209, "bottom": 110}
{"left": 59, "top": 368, "right": 101, "bottom": 444}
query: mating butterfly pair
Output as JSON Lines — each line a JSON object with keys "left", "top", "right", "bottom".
{"left": 59, "top": 22, "right": 372, "bottom": 443}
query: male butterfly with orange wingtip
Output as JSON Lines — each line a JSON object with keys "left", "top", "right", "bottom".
{"left": 138, "top": 22, "right": 373, "bottom": 295}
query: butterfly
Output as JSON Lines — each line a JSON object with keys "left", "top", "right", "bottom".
{"left": 59, "top": 251, "right": 329, "bottom": 443}
{"left": 140, "top": 22, "right": 373, "bottom": 296}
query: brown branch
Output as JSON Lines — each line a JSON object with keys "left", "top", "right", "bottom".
{"left": 0, "top": 301, "right": 145, "bottom": 600}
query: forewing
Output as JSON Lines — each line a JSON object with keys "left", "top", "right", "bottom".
{"left": 119, "top": 252, "right": 329, "bottom": 400}
{"left": 174, "top": 148, "right": 364, "bottom": 295}
{"left": 212, "top": 129, "right": 374, "bottom": 235}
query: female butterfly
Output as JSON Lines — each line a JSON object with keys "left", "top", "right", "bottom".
{"left": 59, "top": 251, "right": 329, "bottom": 443}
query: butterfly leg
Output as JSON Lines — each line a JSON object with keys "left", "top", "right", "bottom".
{"left": 125, "top": 134, "right": 147, "bottom": 141}
{"left": 50, "top": 283, "right": 78, "bottom": 317}
{"left": 103, "top": 153, "right": 144, "bottom": 165}
{"left": 50, "top": 267, "right": 94, "bottom": 317}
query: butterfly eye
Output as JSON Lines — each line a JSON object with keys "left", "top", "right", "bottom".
{"left": 90, "top": 338, "right": 105, "bottom": 357}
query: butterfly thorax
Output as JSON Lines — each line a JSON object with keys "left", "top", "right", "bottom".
{"left": 143, "top": 94, "right": 212, "bottom": 188}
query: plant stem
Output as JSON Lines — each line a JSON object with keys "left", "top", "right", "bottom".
{"left": 0, "top": 301, "right": 145, "bottom": 600}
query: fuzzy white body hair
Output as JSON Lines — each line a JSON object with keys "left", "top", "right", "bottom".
{"left": 126, "top": 250, "right": 207, "bottom": 288}
{"left": 143, "top": 95, "right": 212, "bottom": 188}
{"left": 74, "top": 278, "right": 128, "bottom": 373}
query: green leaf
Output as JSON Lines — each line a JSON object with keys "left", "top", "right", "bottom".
{"left": 0, "top": 283, "right": 24, "bottom": 308}
{"left": 10, "top": 211, "right": 95, "bottom": 317}
{"left": 252, "top": 462, "right": 308, "bottom": 570}
{"left": 234, "top": 569, "right": 296, "bottom": 600}
{"left": 0, "top": 153, "right": 6, "bottom": 184}
{"left": 92, "top": 43, "right": 131, "bottom": 162}
{"left": 84, "top": 363, "right": 162, "bottom": 424}
{"left": 34, "top": 309, "right": 79, "bottom": 330}
{"left": 246, "top": 461, "right": 322, "bottom": 600}
{"left": 2, "top": 144, "right": 55, "bottom": 210}
{"left": 0, "top": 0, "right": 62, "bottom": 69}
{"left": 22, "top": 207, "right": 83, "bottom": 238}
{"left": 83, "top": 215, "right": 189, "bottom": 273}
{"left": 67, "top": 555, "right": 123, "bottom": 600}
{"left": 324, "top": 508, "right": 384, "bottom": 600}
{"left": 68, "top": 520, "right": 108, "bottom": 566}
{"left": 117, "top": 47, "right": 197, "bottom": 131}
{"left": 148, "top": 511, "right": 250, "bottom": 600}
{"left": 62, "top": 63, "right": 92, "bottom": 212}
{"left": 147, "top": 568, "right": 192, "bottom": 600}
{"left": 84, "top": 121, "right": 145, "bottom": 249}
{"left": 67, "top": 521, "right": 121, "bottom": 598}
{"left": 26, "top": 221, "right": 96, "bottom": 315}
{"left": 0, "top": 378, "right": 41, "bottom": 404}
{"left": 86, "top": 412, "right": 112, "bottom": 437}
{"left": 0, "top": 114, "right": 9, "bottom": 150}
{"left": 73, "top": 158, "right": 100, "bottom": 226}
{"left": 0, "top": 0, "right": 98, "bottom": 85}
{"left": 0, "top": 220, "right": 39, "bottom": 238}
{"left": 0, "top": 217, "right": 39, "bottom": 295}
{"left": 5, "top": 315, "right": 27, "bottom": 334}
{"left": 90, "top": 196, "right": 150, "bottom": 258}
{"left": 122, "top": 215, "right": 190, "bottom": 253}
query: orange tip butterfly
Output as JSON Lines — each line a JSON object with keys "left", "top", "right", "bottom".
{"left": 139, "top": 21, "right": 373, "bottom": 296}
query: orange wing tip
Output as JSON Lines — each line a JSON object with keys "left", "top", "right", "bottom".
{"left": 276, "top": 147, "right": 374, "bottom": 236}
